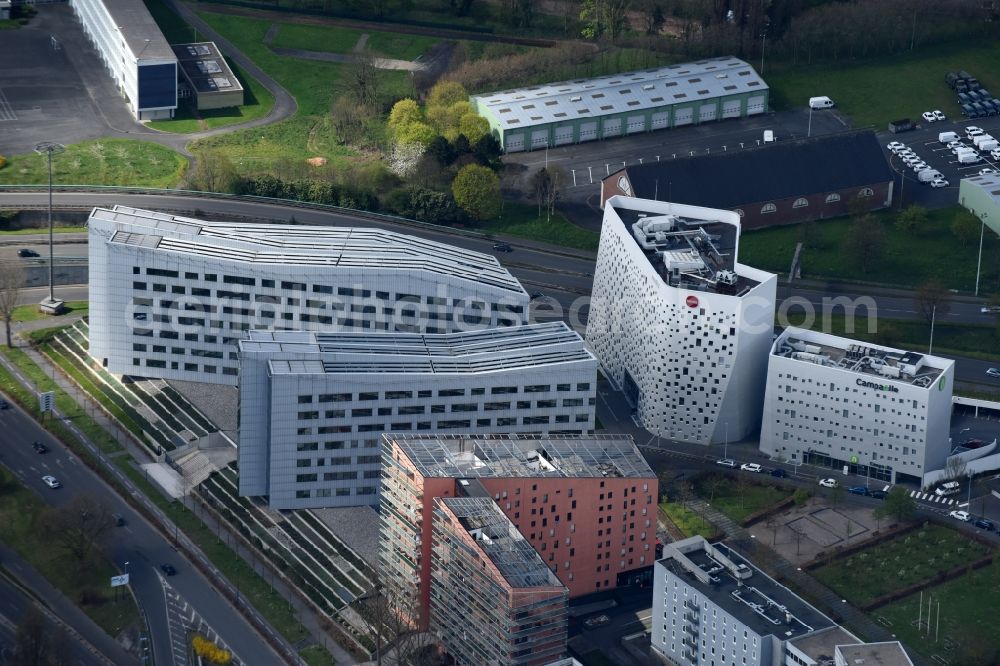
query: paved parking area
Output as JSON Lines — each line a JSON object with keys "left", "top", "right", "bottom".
{"left": 0, "top": 5, "right": 151, "bottom": 156}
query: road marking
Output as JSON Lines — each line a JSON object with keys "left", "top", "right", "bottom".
{"left": 0, "top": 88, "right": 16, "bottom": 122}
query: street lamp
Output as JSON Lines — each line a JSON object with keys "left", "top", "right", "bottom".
{"left": 33, "top": 142, "right": 65, "bottom": 315}
{"left": 975, "top": 212, "right": 987, "bottom": 296}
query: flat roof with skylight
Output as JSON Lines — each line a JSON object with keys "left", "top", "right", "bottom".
{"left": 172, "top": 42, "right": 244, "bottom": 96}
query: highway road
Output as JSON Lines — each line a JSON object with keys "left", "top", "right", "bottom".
{"left": 0, "top": 399, "right": 286, "bottom": 666}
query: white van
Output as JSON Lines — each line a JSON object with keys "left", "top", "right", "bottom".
{"left": 938, "top": 131, "right": 960, "bottom": 144}
{"left": 809, "top": 96, "right": 835, "bottom": 109}
{"left": 917, "top": 169, "right": 944, "bottom": 183}
{"left": 958, "top": 151, "right": 982, "bottom": 164}
{"left": 763, "top": 130, "right": 775, "bottom": 143}
{"left": 935, "top": 481, "right": 961, "bottom": 496}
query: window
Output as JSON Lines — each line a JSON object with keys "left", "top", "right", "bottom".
{"left": 761, "top": 203, "right": 777, "bottom": 214}
{"left": 859, "top": 187, "right": 874, "bottom": 197}
{"left": 825, "top": 193, "right": 841, "bottom": 203}
{"left": 793, "top": 197, "right": 809, "bottom": 208}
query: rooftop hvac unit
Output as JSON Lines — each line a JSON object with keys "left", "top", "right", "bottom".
{"left": 716, "top": 270, "right": 737, "bottom": 285}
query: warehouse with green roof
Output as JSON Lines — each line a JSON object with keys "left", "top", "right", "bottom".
{"left": 470, "top": 56, "right": 769, "bottom": 153}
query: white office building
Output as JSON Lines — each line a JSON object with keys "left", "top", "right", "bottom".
{"left": 761, "top": 328, "right": 954, "bottom": 485}
{"left": 238, "top": 322, "right": 597, "bottom": 509}
{"left": 88, "top": 206, "right": 529, "bottom": 386}
{"left": 586, "top": 196, "right": 776, "bottom": 445}
{"left": 69, "top": 0, "right": 177, "bottom": 120}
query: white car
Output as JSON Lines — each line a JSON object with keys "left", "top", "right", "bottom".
{"left": 41, "top": 475, "right": 61, "bottom": 489}
{"left": 948, "top": 141, "right": 964, "bottom": 150}
{"left": 966, "top": 126, "right": 985, "bottom": 138}
{"left": 887, "top": 141, "right": 905, "bottom": 152}
{"left": 981, "top": 306, "right": 1000, "bottom": 313}
{"left": 987, "top": 367, "right": 1000, "bottom": 378}
{"left": 912, "top": 162, "right": 930, "bottom": 172}
{"left": 949, "top": 510, "right": 971, "bottom": 522}
{"left": 818, "top": 478, "right": 838, "bottom": 489}
{"left": 715, "top": 458, "right": 736, "bottom": 468}
{"left": 980, "top": 168, "right": 997, "bottom": 175}
{"left": 991, "top": 149, "right": 1000, "bottom": 161}
{"left": 933, "top": 110, "right": 946, "bottom": 121}
{"left": 930, "top": 179, "right": 949, "bottom": 188}
{"left": 740, "top": 463, "right": 763, "bottom": 473}
{"left": 922, "top": 111, "right": 937, "bottom": 122}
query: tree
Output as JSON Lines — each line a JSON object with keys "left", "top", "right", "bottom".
{"left": 580, "top": 0, "right": 631, "bottom": 41}
{"left": 914, "top": 279, "right": 950, "bottom": 326}
{"left": 881, "top": 486, "right": 916, "bottom": 523}
{"left": 387, "top": 141, "right": 425, "bottom": 178}
{"left": 40, "top": 494, "right": 112, "bottom": 563}
{"left": 394, "top": 121, "right": 436, "bottom": 147}
{"left": 503, "top": 0, "right": 534, "bottom": 28}
{"left": 189, "top": 150, "right": 239, "bottom": 193}
{"left": 426, "top": 136, "right": 454, "bottom": 166}
{"left": 11, "top": 606, "right": 69, "bottom": 666}
{"left": 426, "top": 81, "right": 468, "bottom": 110}
{"left": 472, "top": 134, "right": 502, "bottom": 167}
{"left": 330, "top": 95, "right": 365, "bottom": 146}
{"left": 895, "top": 204, "right": 927, "bottom": 232}
{"left": 951, "top": 211, "right": 981, "bottom": 246}
{"left": 944, "top": 455, "right": 967, "bottom": 481}
{"left": 0, "top": 261, "right": 24, "bottom": 348}
{"left": 638, "top": 0, "right": 665, "bottom": 34}
{"left": 344, "top": 49, "right": 383, "bottom": 110}
{"left": 788, "top": 522, "right": 806, "bottom": 556}
{"left": 452, "top": 164, "right": 501, "bottom": 221}
{"left": 531, "top": 167, "right": 554, "bottom": 218}
{"left": 792, "top": 487, "right": 810, "bottom": 506}
{"left": 844, "top": 215, "right": 886, "bottom": 273}
{"left": 458, "top": 112, "right": 489, "bottom": 144}
{"left": 388, "top": 99, "right": 423, "bottom": 131}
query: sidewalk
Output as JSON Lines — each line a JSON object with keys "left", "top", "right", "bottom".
{"left": 0, "top": 336, "right": 354, "bottom": 665}
{"left": 694, "top": 501, "right": 933, "bottom": 666}
{"left": 0, "top": 544, "right": 135, "bottom": 665}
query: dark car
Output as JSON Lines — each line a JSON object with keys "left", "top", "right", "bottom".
{"left": 0, "top": 398, "right": 8, "bottom": 409}
{"left": 492, "top": 242, "right": 512, "bottom": 253}
{"left": 974, "top": 518, "right": 995, "bottom": 531}
{"left": 112, "top": 513, "right": 126, "bottom": 527}
{"left": 17, "top": 249, "right": 39, "bottom": 258}
{"left": 770, "top": 468, "right": 788, "bottom": 478}
{"left": 869, "top": 490, "right": 888, "bottom": 500}
{"left": 160, "top": 563, "right": 177, "bottom": 576}
{"left": 32, "top": 441, "right": 48, "bottom": 454}
{"left": 847, "top": 486, "right": 869, "bottom": 496}
{"left": 529, "top": 292, "right": 544, "bottom": 300}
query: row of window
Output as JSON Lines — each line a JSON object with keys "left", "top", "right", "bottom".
{"left": 296, "top": 384, "right": 591, "bottom": 404}
{"left": 734, "top": 188, "right": 874, "bottom": 217}
{"left": 138, "top": 358, "right": 237, "bottom": 375}
{"left": 294, "top": 414, "right": 593, "bottom": 431}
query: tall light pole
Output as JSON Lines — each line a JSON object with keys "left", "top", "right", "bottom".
{"left": 760, "top": 31, "right": 767, "bottom": 75}
{"left": 34, "top": 142, "right": 65, "bottom": 314}
{"left": 807, "top": 104, "right": 813, "bottom": 138}
{"left": 928, "top": 304, "right": 936, "bottom": 355}
{"left": 975, "top": 213, "right": 986, "bottom": 296}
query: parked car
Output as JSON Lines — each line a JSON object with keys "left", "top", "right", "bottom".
{"left": 886, "top": 141, "right": 906, "bottom": 152}
{"left": 112, "top": 513, "right": 126, "bottom": 527}
{"left": 41, "top": 475, "right": 61, "bottom": 489}
{"left": 770, "top": 468, "right": 788, "bottom": 478}
{"left": 912, "top": 162, "right": 930, "bottom": 172}
{"left": 981, "top": 306, "right": 1000, "bottom": 313}
{"left": 980, "top": 168, "right": 998, "bottom": 176}
{"left": 715, "top": 458, "right": 736, "bottom": 468}
{"left": 492, "top": 242, "right": 512, "bottom": 253}
{"left": 583, "top": 614, "right": 611, "bottom": 629}
{"left": 921, "top": 111, "right": 937, "bottom": 123}
{"left": 974, "top": 518, "right": 995, "bottom": 531}
{"left": 0, "top": 398, "right": 8, "bottom": 409}
{"left": 32, "top": 441, "right": 47, "bottom": 454}
{"left": 818, "top": 478, "right": 838, "bottom": 489}
{"left": 990, "top": 149, "right": 1000, "bottom": 161}
{"left": 848, "top": 486, "right": 869, "bottom": 496}
{"left": 986, "top": 367, "right": 1000, "bottom": 378}
{"left": 948, "top": 510, "right": 971, "bottom": 522}
{"left": 17, "top": 249, "right": 39, "bottom": 258}
{"left": 930, "top": 179, "right": 949, "bottom": 188}
{"left": 869, "top": 490, "right": 888, "bottom": 500}
{"left": 740, "top": 463, "right": 763, "bottom": 473}
{"left": 966, "top": 126, "right": 985, "bottom": 138}
{"left": 160, "top": 563, "right": 178, "bottom": 576}
{"left": 933, "top": 110, "right": 946, "bottom": 121}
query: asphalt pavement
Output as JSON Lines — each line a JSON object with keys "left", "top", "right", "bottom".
{"left": 0, "top": 397, "right": 286, "bottom": 666}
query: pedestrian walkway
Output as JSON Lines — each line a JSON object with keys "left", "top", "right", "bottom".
{"left": 910, "top": 490, "right": 957, "bottom": 506}
{"left": 0, "top": 543, "right": 135, "bottom": 665}
{"left": 0, "top": 337, "right": 358, "bottom": 665}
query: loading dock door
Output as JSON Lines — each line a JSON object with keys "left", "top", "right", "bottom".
{"left": 673, "top": 107, "right": 694, "bottom": 126}
{"left": 699, "top": 103, "right": 718, "bottom": 122}
{"left": 554, "top": 125, "right": 574, "bottom": 146}
{"left": 530, "top": 129, "right": 550, "bottom": 149}
{"left": 746, "top": 96, "right": 767, "bottom": 115}
{"left": 626, "top": 115, "right": 646, "bottom": 134}
{"left": 650, "top": 111, "right": 669, "bottom": 130}
{"left": 579, "top": 121, "right": 598, "bottom": 142}
{"left": 722, "top": 99, "right": 742, "bottom": 118}
{"left": 602, "top": 118, "right": 622, "bottom": 137}
{"left": 505, "top": 133, "right": 525, "bottom": 152}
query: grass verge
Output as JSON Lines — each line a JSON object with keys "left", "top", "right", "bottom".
{"left": 271, "top": 23, "right": 440, "bottom": 61}
{"left": 12, "top": 301, "right": 88, "bottom": 323}
{"left": 0, "top": 226, "right": 87, "bottom": 235}
{"left": 692, "top": 474, "right": 792, "bottom": 524}
{"left": 476, "top": 203, "right": 600, "bottom": 251}
{"left": 812, "top": 523, "right": 991, "bottom": 607}
{"left": 0, "top": 139, "right": 186, "bottom": 188}
{"left": 0, "top": 466, "right": 141, "bottom": 638}
{"left": 659, "top": 502, "right": 719, "bottom": 539}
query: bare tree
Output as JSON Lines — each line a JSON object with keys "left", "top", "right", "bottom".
{"left": 945, "top": 455, "right": 968, "bottom": 481}
{"left": 914, "top": 279, "right": 951, "bottom": 326}
{"left": 788, "top": 522, "right": 806, "bottom": 556}
{"left": 844, "top": 215, "right": 887, "bottom": 274}
{"left": 188, "top": 150, "right": 239, "bottom": 194}
{"left": 343, "top": 49, "right": 384, "bottom": 111}
{"left": 0, "top": 261, "right": 24, "bottom": 347}
{"left": 40, "top": 494, "right": 112, "bottom": 564}
{"left": 353, "top": 571, "right": 426, "bottom": 666}
{"left": 11, "top": 605, "right": 72, "bottom": 666}
{"left": 330, "top": 95, "right": 366, "bottom": 146}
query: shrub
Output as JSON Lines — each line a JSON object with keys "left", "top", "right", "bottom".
{"left": 191, "top": 634, "right": 232, "bottom": 665}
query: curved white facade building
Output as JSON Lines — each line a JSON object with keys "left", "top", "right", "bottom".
{"left": 586, "top": 196, "right": 776, "bottom": 445}
{"left": 88, "top": 206, "right": 529, "bottom": 386}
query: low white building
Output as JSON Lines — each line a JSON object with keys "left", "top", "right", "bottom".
{"left": 760, "top": 327, "right": 954, "bottom": 485}
{"left": 88, "top": 206, "right": 529, "bottom": 386}
{"left": 238, "top": 322, "right": 597, "bottom": 509}
{"left": 69, "top": 0, "right": 177, "bottom": 119}
{"left": 586, "top": 196, "right": 776, "bottom": 445}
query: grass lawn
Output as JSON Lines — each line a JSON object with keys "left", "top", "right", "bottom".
{"left": 0, "top": 139, "right": 186, "bottom": 188}
{"left": 876, "top": 559, "right": 1000, "bottom": 661}
{"left": 270, "top": 23, "right": 440, "bottom": 61}
{"left": 739, "top": 206, "right": 1000, "bottom": 292}
{"left": 476, "top": 203, "right": 600, "bottom": 251}
{"left": 660, "top": 502, "right": 719, "bottom": 539}
{"left": 766, "top": 37, "right": 1000, "bottom": 128}
{"left": 692, "top": 474, "right": 792, "bottom": 524}
{"left": 12, "top": 301, "right": 88, "bottom": 323}
{"left": 812, "top": 523, "right": 991, "bottom": 607}
{"left": 299, "top": 643, "right": 337, "bottom": 666}
{"left": 0, "top": 467, "right": 141, "bottom": 638}
{"left": 0, "top": 226, "right": 87, "bottom": 235}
